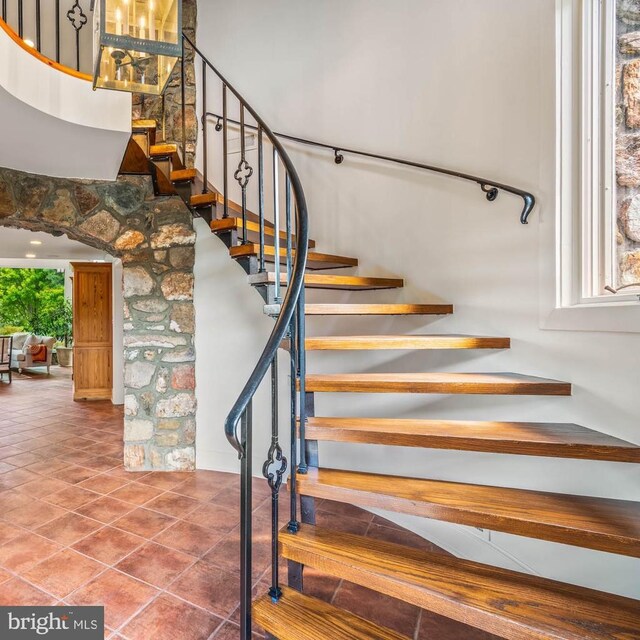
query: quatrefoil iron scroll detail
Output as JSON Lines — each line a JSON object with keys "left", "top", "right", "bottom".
{"left": 67, "top": 0, "right": 88, "bottom": 31}
{"left": 234, "top": 159, "right": 253, "bottom": 190}
{"left": 262, "top": 443, "right": 287, "bottom": 492}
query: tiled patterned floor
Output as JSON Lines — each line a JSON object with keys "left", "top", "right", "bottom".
{"left": 0, "top": 368, "right": 497, "bottom": 639}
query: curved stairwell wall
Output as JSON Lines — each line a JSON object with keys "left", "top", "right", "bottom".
{"left": 0, "top": 21, "right": 131, "bottom": 180}
{"left": 194, "top": 0, "right": 640, "bottom": 599}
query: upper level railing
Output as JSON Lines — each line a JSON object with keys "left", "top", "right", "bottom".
{"left": 0, "top": 0, "right": 93, "bottom": 74}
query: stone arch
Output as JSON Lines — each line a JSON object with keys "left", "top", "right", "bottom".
{"left": 0, "top": 166, "right": 197, "bottom": 471}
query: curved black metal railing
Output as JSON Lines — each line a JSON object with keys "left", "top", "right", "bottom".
{"left": 202, "top": 112, "right": 536, "bottom": 224}
{"left": 181, "top": 33, "right": 310, "bottom": 640}
{"left": 181, "top": 33, "right": 535, "bottom": 640}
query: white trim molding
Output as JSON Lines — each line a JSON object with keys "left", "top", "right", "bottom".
{"left": 542, "top": 0, "right": 640, "bottom": 332}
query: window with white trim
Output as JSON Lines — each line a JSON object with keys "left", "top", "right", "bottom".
{"left": 557, "top": 0, "right": 640, "bottom": 308}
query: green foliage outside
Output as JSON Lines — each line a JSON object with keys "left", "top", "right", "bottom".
{"left": 0, "top": 268, "right": 72, "bottom": 344}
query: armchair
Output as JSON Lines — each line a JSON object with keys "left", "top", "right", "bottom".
{"left": 10, "top": 333, "right": 56, "bottom": 375}
{"left": 0, "top": 336, "right": 11, "bottom": 383}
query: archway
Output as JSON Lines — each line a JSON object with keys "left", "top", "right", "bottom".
{"left": 0, "top": 166, "right": 197, "bottom": 471}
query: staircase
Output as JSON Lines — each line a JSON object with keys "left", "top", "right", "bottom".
{"left": 123, "top": 105, "right": 640, "bottom": 638}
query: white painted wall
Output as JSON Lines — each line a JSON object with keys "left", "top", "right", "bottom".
{"left": 0, "top": 23, "right": 131, "bottom": 180}
{"left": 195, "top": 0, "right": 640, "bottom": 598}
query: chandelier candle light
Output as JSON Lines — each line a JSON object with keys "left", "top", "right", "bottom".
{"left": 93, "top": 0, "right": 181, "bottom": 95}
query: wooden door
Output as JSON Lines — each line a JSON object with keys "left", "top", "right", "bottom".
{"left": 71, "top": 262, "right": 113, "bottom": 401}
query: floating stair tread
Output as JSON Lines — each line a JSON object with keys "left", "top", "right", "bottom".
{"left": 250, "top": 272, "right": 404, "bottom": 290}
{"left": 303, "top": 334, "right": 510, "bottom": 350}
{"left": 210, "top": 217, "right": 316, "bottom": 248}
{"left": 253, "top": 586, "right": 409, "bottom": 640}
{"left": 303, "top": 372, "right": 571, "bottom": 395}
{"left": 230, "top": 243, "right": 358, "bottom": 270}
{"left": 305, "top": 417, "right": 640, "bottom": 462}
{"left": 149, "top": 143, "right": 178, "bottom": 157}
{"left": 190, "top": 192, "right": 217, "bottom": 208}
{"left": 131, "top": 119, "right": 157, "bottom": 129}
{"left": 171, "top": 168, "right": 197, "bottom": 182}
{"left": 279, "top": 526, "right": 640, "bottom": 640}
{"left": 304, "top": 303, "right": 454, "bottom": 315}
{"left": 295, "top": 468, "right": 640, "bottom": 557}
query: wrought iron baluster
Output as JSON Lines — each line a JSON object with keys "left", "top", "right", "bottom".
{"left": 18, "top": 0, "right": 23, "bottom": 38}
{"left": 181, "top": 41, "right": 187, "bottom": 163}
{"left": 66, "top": 0, "right": 88, "bottom": 72}
{"left": 258, "top": 125, "right": 265, "bottom": 272}
{"left": 240, "top": 401, "right": 253, "bottom": 640}
{"left": 273, "top": 149, "right": 281, "bottom": 302}
{"left": 202, "top": 62, "right": 208, "bottom": 191}
{"left": 1, "top": 0, "right": 5, "bottom": 22}
{"left": 222, "top": 84, "right": 229, "bottom": 218}
{"left": 55, "top": 0, "right": 60, "bottom": 62}
{"left": 234, "top": 105, "right": 253, "bottom": 243}
{"left": 288, "top": 318, "right": 299, "bottom": 532}
{"left": 263, "top": 356, "right": 286, "bottom": 602}
{"left": 285, "top": 174, "right": 292, "bottom": 286}
{"left": 297, "top": 284, "right": 307, "bottom": 473}
{"left": 35, "top": 0, "right": 41, "bottom": 51}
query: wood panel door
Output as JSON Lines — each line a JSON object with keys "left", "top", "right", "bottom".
{"left": 72, "top": 262, "right": 113, "bottom": 401}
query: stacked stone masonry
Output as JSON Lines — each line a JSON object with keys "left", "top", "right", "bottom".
{"left": 617, "top": 1, "right": 640, "bottom": 284}
{"left": 133, "top": 0, "right": 197, "bottom": 168}
{"left": 0, "top": 168, "right": 197, "bottom": 472}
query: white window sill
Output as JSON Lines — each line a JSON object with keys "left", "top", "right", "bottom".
{"left": 541, "top": 302, "right": 640, "bottom": 333}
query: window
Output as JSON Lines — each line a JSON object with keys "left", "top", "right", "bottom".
{"left": 556, "top": 0, "right": 640, "bottom": 311}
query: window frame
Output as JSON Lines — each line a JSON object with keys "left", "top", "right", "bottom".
{"left": 543, "top": 0, "right": 640, "bottom": 333}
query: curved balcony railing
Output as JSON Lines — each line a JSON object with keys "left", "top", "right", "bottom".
{"left": 0, "top": 0, "right": 93, "bottom": 75}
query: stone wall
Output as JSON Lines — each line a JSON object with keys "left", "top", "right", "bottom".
{"left": 132, "top": 0, "right": 198, "bottom": 168}
{"left": 617, "top": 1, "right": 640, "bottom": 285}
{"left": 0, "top": 167, "right": 197, "bottom": 471}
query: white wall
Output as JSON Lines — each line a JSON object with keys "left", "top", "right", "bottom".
{"left": 0, "top": 23, "right": 131, "bottom": 180}
{"left": 195, "top": 0, "right": 640, "bottom": 598}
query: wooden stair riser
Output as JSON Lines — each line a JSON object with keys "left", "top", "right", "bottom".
{"left": 293, "top": 468, "right": 640, "bottom": 557}
{"left": 279, "top": 526, "right": 640, "bottom": 640}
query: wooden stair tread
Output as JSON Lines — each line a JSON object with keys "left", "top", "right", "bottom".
{"left": 304, "top": 303, "right": 454, "bottom": 315}
{"left": 303, "top": 372, "right": 571, "bottom": 395}
{"left": 305, "top": 417, "right": 640, "bottom": 462}
{"left": 190, "top": 192, "right": 217, "bottom": 208}
{"left": 295, "top": 468, "right": 640, "bottom": 556}
{"left": 250, "top": 272, "right": 404, "bottom": 290}
{"left": 131, "top": 119, "right": 157, "bottom": 129}
{"left": 303, "top": 334, "right": 510, "bottom": 350}
{"left": 171, "top": 168, "right": 197, "bottom": 182}
{"left": 230, "top": 243, "right": 358, "bottom": 270}
{"left": 211, "top": 217, "right": 316, "bottom": 248}
{"left": 149, "top": 143, "right": 178, "bottom": 157}
{"left": 279, "top": 525, "right": 640, "bottom": 640}
{"left": 253, "top": 586, "right": 409, "bottom": 640}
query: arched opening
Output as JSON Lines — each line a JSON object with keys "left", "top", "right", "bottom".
{"left": 0, "top": 166, "right": 197, "bottom": 471}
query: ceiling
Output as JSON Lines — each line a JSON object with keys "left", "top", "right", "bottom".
{"left": 0, "top": 227, "right": 106, "bottom": 261}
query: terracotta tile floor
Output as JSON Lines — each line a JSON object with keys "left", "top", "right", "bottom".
{"left": 0, "top": 368, "right": 498, "bottom": 639}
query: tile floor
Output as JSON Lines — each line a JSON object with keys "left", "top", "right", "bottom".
{"left": 0, "top": 368, "right": 498, "bottom": 639}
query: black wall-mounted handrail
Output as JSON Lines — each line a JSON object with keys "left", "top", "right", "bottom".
{"left": 204, "top": 111, "right": 535, "bottom": 224}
